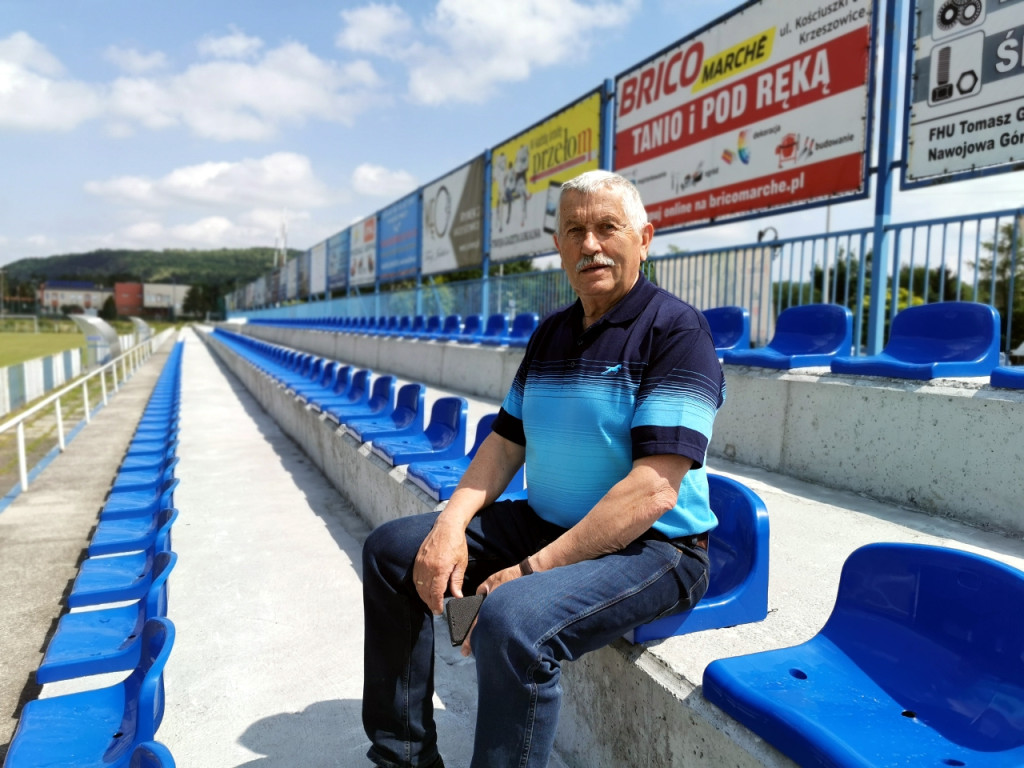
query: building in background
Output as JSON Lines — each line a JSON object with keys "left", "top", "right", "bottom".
{"left": 114, "top": 282, "right": 144, "bottom": 317}
{"left": 143, "top": 283, "right": 189, "bottom": 320}
{"left": 38, "top": 281, "right": 112, "bottom": 316}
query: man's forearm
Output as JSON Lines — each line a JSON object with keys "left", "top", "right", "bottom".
{"left": 530, "top": 455, "right": 693, "bottom": 572}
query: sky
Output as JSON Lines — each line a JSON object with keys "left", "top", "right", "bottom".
{"left": 1, "top": 0, "right": 1022, "bottom": 271}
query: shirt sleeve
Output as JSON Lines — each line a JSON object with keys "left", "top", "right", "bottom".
{"left": 630, "top": 312, "right": 725, "bottom": 468}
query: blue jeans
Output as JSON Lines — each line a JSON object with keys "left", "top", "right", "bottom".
{"left": 362, "top": 500, "right": 710, "bottom": 768}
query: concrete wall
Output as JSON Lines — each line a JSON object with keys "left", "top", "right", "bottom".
{"left": 231, "top": 324, "right": 1024, "bottom": 537}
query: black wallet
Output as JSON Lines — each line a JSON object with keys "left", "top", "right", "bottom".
{"left": 445, "top": 594, "right": 485, "bottom": 646}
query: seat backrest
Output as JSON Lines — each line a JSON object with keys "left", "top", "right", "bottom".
{"left": 770, "top": 304, "right": 852, "bottom": 355}
{"left": 367, "top": 375, "right": 396, "bottom": 412}
{"left": 409, "top": 315, "right": 427, "bottom": 334}
{"left": 704, "top": 306, "right": 750, "bottom": 351}
{"left": 346, "top": 369, "right": 371, "bottom": 404}
{"left": 424, "top": 315, "right": 442, "bottom": 335}
{"left": 884, "top": 301, "right": 1001, "bottom": 364}
{"left": 470, "top": 413, "right": 499, "bottom": 456}
{"left": 330, "top": 365, "right": 352, "bottom": 395}
{"left": 125, "top": 617, "right": 175, "bottom": 742}
{"left": 509, "top": 313, "right": 539, "bottom": 340}
{"left": 482, "top": 313, "right": 509, "bottom": 338}
{"left": 392, "top": 384, "right": 426, "bottom": 430}
{"left": 424, "top": 397, "right": 468, "bottom": 449}
{"left": 395, "top": 316, "right": 412, "bottom": 334}
{"left": 441, "top": 315, "right": 463, "bottom": 336}
{"left": 461, "top": 314, "right": 483, "bottom": 337}
{"left": 706, "top": 475, "right": 768, "bottom": 598}
{"left": 145, "top": 551, "right": 178, "bottom": 619}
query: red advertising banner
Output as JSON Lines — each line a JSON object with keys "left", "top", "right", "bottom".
{"left": 614, "top": 0, "right": 875, "bottom": 230}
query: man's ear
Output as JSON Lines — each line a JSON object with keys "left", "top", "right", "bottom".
{"left": 639, "top": 222, "right": 654, "bottom": 260}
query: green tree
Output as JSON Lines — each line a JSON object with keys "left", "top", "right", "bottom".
{"left": 99, "top": 295, "right": 118, "bottom": 320}
{"left": 973, "top": 221, "right": 1023, "bottom": 352}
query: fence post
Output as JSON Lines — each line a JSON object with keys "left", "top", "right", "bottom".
{"left": 867, "top": 0, "right": 906, "bottom": 354}
{"left": 82, "top": 380, "right": 91, "bottom": 424}
{"left": 16, "top": 421, "right": 28, "bottom": 492}
{"left": 55, "top": 398, "right": 65, "bottom": 452}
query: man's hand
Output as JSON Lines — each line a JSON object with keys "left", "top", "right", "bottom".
{"left": 458, "top": 560, "right": 530, "bottom": 656}
{"left": 413, "top": 517, "right": 469, "bottom": 615}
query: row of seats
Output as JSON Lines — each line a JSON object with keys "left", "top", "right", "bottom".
{"left": 709, "top": 301, "right": 1024, "bottom": 386}
{"left": 218, "top": 328, "right": 1024, "bottom": 765}
{"left": 4, "top": 342, "right": 184, "bottom": 768}
{"left": 248, "top": 311, "right": 541, "bottom": 347}
{"left": 211, "top": 327, "right": 771, "bottom": 643}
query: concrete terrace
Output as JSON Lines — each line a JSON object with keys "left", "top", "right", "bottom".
{"left": 1, "top": 325, "right": 1022, "bottom": 767}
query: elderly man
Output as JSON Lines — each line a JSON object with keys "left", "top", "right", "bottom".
{"left": 362, "top": 170, "right": 725, "bottom": 768}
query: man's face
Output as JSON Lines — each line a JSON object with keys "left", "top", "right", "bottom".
{"left": 554, "top": 187, "right": 653, "bottom": 316}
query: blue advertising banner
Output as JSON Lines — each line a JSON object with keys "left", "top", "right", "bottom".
{"left": 378, "top": 192, "right": 420, "bottom": 283}
{"left": 327, "top": 229, "right": 349, "bottom": 291}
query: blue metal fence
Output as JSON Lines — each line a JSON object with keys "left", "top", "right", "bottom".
{"left": 233, "top": 206, "right": 1023, "bottom": 358}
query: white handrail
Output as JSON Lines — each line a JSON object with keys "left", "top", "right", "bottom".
{"left": 0, "top": 328, "right": 176, "bottom": 493}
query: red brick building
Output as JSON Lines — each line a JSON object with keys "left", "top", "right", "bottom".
{"left": 114, "top": 282, "right": 144, "bottom": 316}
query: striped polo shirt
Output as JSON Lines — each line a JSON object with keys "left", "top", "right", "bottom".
{"left": 492, "top": 273, "right": 726, "bottom": 539}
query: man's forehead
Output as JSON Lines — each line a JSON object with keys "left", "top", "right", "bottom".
{"left": 559, "top": 189, "right": 626, "bottom": 220}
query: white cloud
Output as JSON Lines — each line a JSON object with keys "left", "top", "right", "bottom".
{"left": 197, "top": 28, "right": 264, "bottom": 60}
{"left": 337, "top": 0, "right": 639, "bottom": 105}
{"left": 336, "top": 4, "right": 414, "bottom": 55}
{"left": 0, "top": 33, "right": 102, "bottom": 130}
{"left": 104, "top": 45, "right": 168, "bottom": 74}
{"left": 351, "top": 163, "right": 417, "bottom": 197}
{"left": 0, "top": 30, "right": 385, "bottom": 140}
{"left": 86, "top": 151, "right": 333, "bottom": 210}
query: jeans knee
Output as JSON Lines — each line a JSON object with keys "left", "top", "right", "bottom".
{"left": 362, "top": 516, "right": 427, "bottom": 579}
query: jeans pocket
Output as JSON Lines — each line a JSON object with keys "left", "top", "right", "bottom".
{"left": 650, "top": 552, "right": 710, "bottom": 621}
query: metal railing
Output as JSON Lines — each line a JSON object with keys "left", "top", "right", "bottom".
{"left": 232, "top": 207, "right": 1023, "bottom": 358}
{"left": 0, "top": 329, "right": 175, "bottom": 496}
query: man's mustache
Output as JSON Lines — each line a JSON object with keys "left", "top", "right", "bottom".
{"left": 576, "top": 254, "right": 615, "bottom": 273}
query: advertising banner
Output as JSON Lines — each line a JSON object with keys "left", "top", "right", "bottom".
{"left": 350, "top": 216, "right": 378, "bottom": 287}
{"left": 298, "top": 250, "right": 310, "bottom": 298}
{"left": 490, "top": 90, "right": 602, "bottom": 262}
{"left": 285, "top": 258, "right": 298, "bottom": 300}
{"left": 614, "top": 0, "right": 874, "bottom": 230}
{"left": 905, "top": 0, "right": 1024, "bottom": 185}
{"left": 378, "top": 193, "right": 420, "bottom": 283}
{"left": 327, "top": 230, "right": 349, "bottom": 291}
{"left": 310, "top": 241, "right": 327, "bottom": 296}
{"left": 422, "top": 156, "right": 486, "bottom": 275}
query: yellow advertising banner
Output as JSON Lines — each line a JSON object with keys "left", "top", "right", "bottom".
{"left": 489, "top": 90, "right": 602, "bottom": 262}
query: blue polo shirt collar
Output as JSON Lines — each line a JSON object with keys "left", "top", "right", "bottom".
{"left": 571, "top": 272, "right": 654, "bottom": 335}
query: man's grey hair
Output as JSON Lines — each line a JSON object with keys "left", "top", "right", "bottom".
{"left": 555, "top": 170, "right": 649, "bottom": 235}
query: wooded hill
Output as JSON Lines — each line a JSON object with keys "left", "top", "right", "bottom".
{"left": 3, "top": 247, "right": 302, "bottom": 287}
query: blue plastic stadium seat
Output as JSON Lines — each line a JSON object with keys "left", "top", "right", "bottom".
{"left": 37, "top": 552, "right": 176, "bottom": 684}
{"left": 89, "top": 507, "right": 178, "bottom": 558}
{"left": 421, "top": 315, "right": 443, "bottom": 339}
{"left": 101, "top": 477, "right": 178, "bottom": 521}
{"left": 406, "top": 413, "right": 525, "bottom": 501}
{"left": 477, "top": 313, "right": 510, "bottom": 345}
{"left": 432, "top": 314, "right": 464, "bottom": 342}
{"left": 322, "top": 374, "right": 395, "bottom": 424}
{"left": 831, "top": 301, "right": 1001, "bottom": 380}
{"left": 627, "top": 474, "right": 769, "bottom": 642}
{"left": 291, "top": 360, "right": 343, "bottom": 400}
{"left": 130, "top": 741, "right": 176, "bottom": 768}
{"left": 723, "top": 304, "right": 853, "bottom": 369}
{"left": 401, "top": 314, "right": 427, "bottom": 338}
{"left": 501, "top": 312, "right": 540, "bottom": 347}
{"left": 703, "top": 543, "right": 1024, "bottom": 768}
{"left": 5, "top": 618, "right": 175, "bottom": 768}
{"left": 991, "top": 365, "right": 1024, "bottom": 390}
{"left": 70, "top": 537, "right": 173, "bottom": 609}
{"left": 344, "top": 383, "right": 425, "bottom": 442}
{"left": 109, "top": 456, "right": 179, "bottom": 494}
{"left": 454, "top": 314, "right": 483, "bottom": 343}
{"left": 703, "top": 306, "right": 750, "bottom": 354}
{"left": 370, "top": 396, "right": 468, "bottom": 466}
{"left": 308, "top": 368, "right": 370, "bottom": 411}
